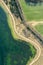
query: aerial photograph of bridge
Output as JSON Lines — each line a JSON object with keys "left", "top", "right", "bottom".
{"left": 0, "top": 0, "right": 43, "bottom": 65}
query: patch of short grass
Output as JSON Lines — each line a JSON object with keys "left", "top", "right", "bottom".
{"left": 19, "top": 0, "right": 43, "bottom": 21}
{"left": 35, "top": 24, "right": 43, "bottom": 36}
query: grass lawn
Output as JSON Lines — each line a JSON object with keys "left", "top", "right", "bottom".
{"left": 19, "top": 0, "right": 43, "bottom": 21}
{"left": 35, "top": 24, "right": 43, "bottom": 36}
{"left": 0, "top": 2, "right": 36, "bottom": 65}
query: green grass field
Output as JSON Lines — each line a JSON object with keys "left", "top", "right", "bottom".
{"left": 35, "top": 24, "right": 43, "bottom": 36}
{"left": 19, "top": 0, "right": 43, "bottom": 21}
{"left": 0, "top": 2, "right": 36, "bottom": 65}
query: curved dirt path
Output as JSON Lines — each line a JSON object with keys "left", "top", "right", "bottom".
{"left": 28, "top": 21, "right": 43, "bottom": 26}
{"left": 1, "top": 0, "right": 41, "bottom": 65}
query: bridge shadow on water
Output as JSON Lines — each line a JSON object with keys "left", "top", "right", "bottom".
{"left": 0, "top": 6, "right": 36, "bottom": 65}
